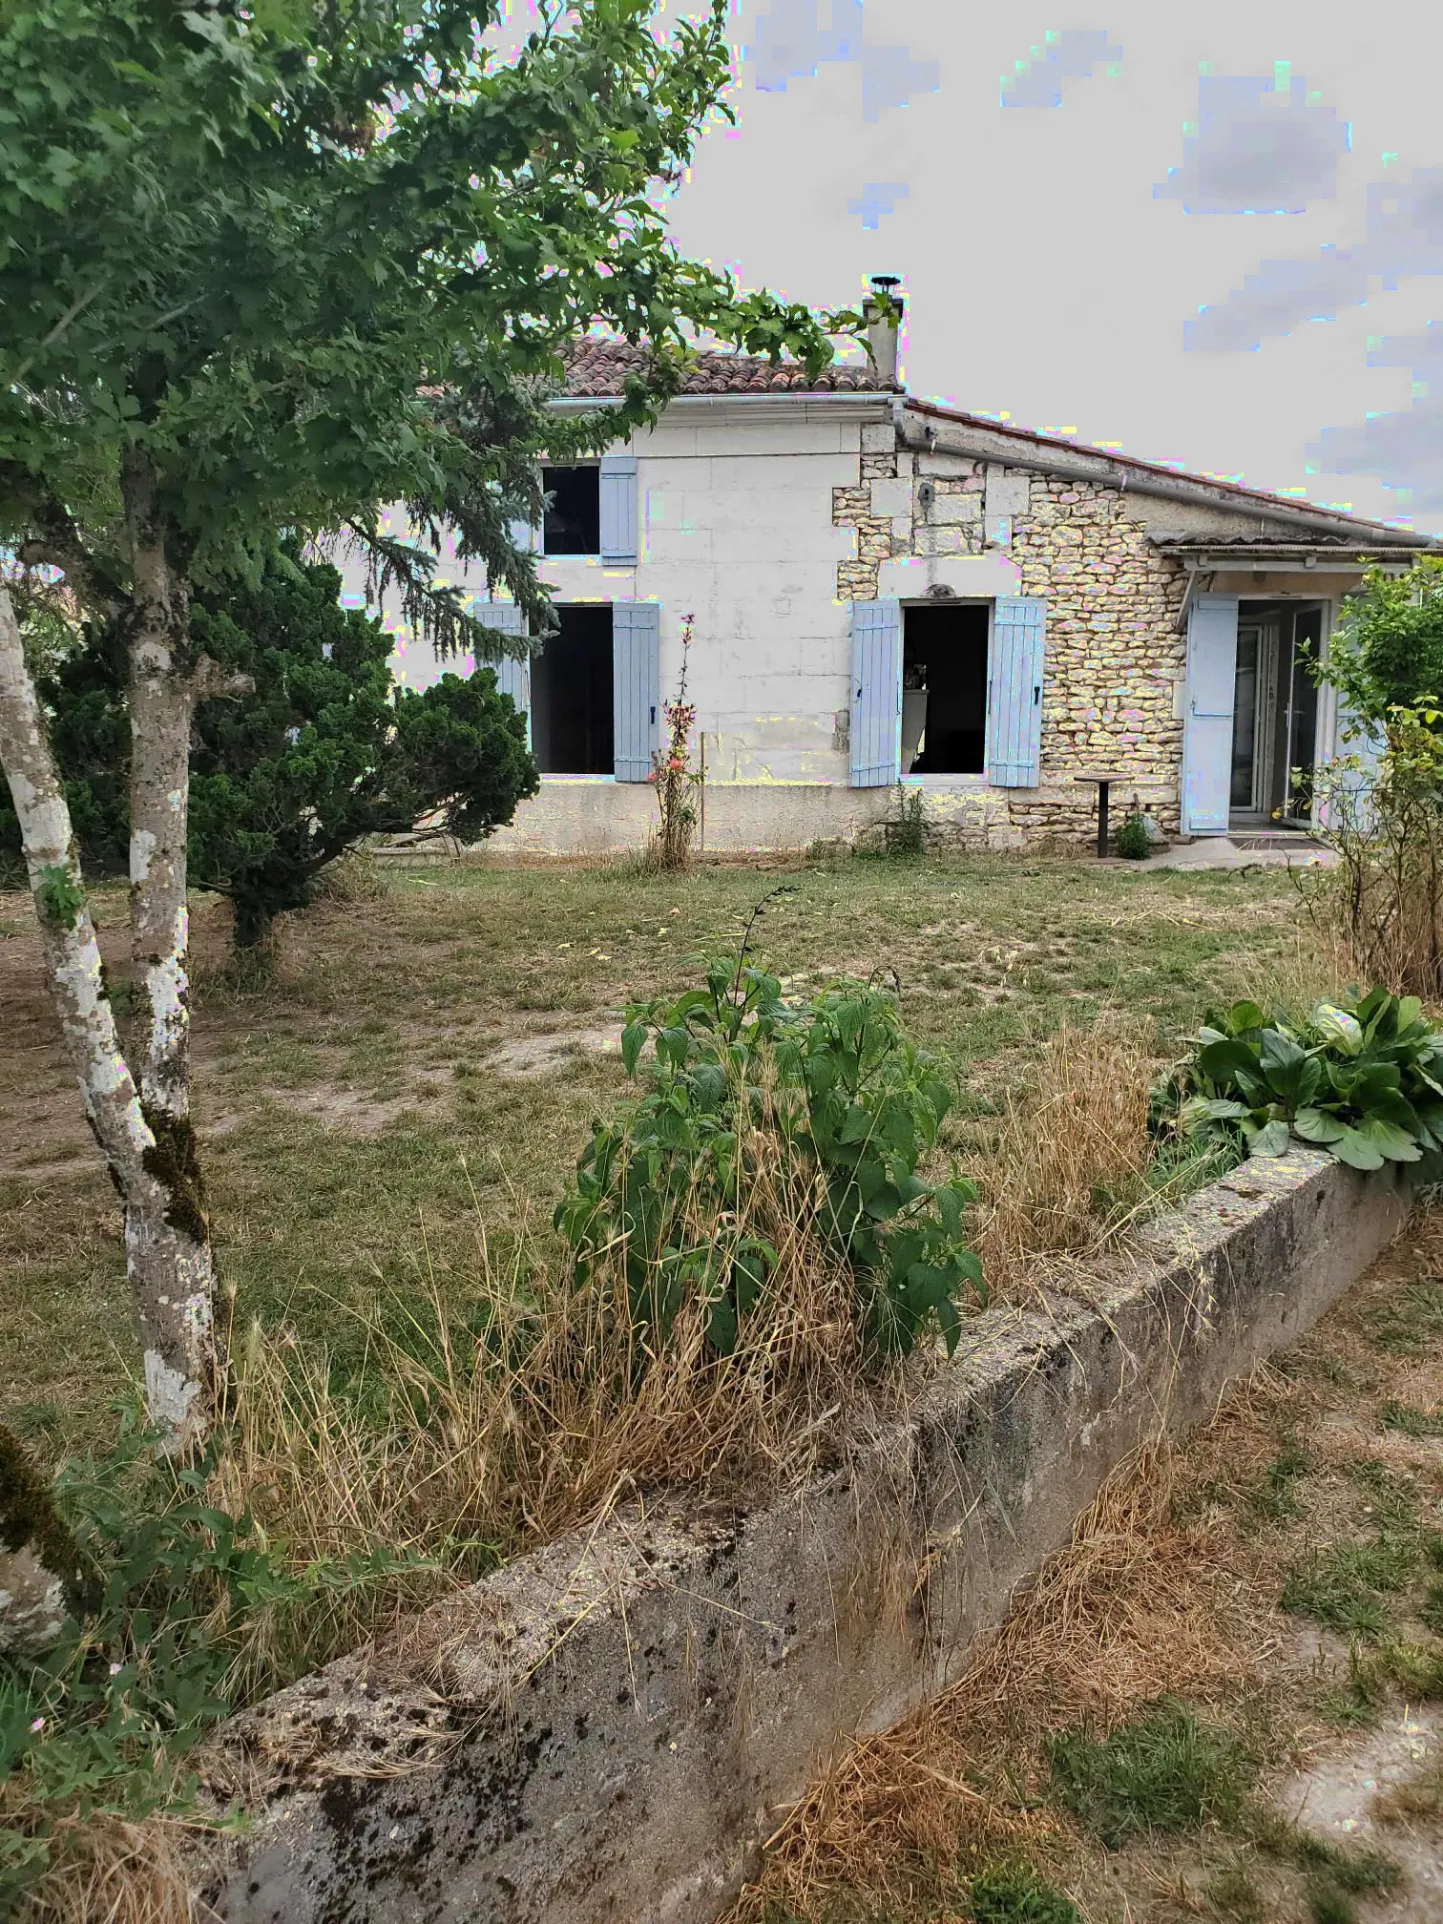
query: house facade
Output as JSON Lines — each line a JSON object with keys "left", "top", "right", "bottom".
{"left": 345, "top": 289, "right": 1437, "bottom": 855}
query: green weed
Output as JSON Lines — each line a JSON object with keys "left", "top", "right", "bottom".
{"left": 1245, "top": 1444, "right": 1310, "bottom": 1523}
{"left": 968, "top": 1863, "right": 1081, "bottom": 1923}
{"left": 1379, "top": 1398, "right": 1443, "bottom": 1438}
{"left": 1281, "top": 1538, "right": 1417, "bottom": 1636}
{"left": 1043, "top": 1698, "right": 1255, "bottom": 1847}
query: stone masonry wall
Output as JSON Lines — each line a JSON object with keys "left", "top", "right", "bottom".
{"left": 831, "top": 424, "right": 1191, "bottom": 846}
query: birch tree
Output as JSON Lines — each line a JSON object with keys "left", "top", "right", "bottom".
{"left": 0, "top": 0, "right": 846, "bottom": 1452}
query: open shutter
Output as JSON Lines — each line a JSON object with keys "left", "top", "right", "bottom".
{"left": 599, "top": 453, "right": 639, "bottom": 563}
{"left": 1328, "top": 696, "right": 1384, "bottom": 832}
{"left": 986, "top": 597, "right": 1047, "bottom": 787}
{"left": 472, "top": 601, "right": 529, "bottom": 742}
{"left": 613, "top": 600, "right": 660, "bottom": 781}
{"left": 1181, "top": 592, "right": 1240, "bottom": 834}
{"left": 850, "top": 599, "right": 902, "bottom": 786}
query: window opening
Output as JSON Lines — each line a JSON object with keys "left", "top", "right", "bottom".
{"left": 542, "top": 466, "right": 601, "bottom": 556}
{"left": 530, "top": 605, "right": 614, "bottom": 773}
{"left": 901, "top": 603, "right": 989, "bottom": 775}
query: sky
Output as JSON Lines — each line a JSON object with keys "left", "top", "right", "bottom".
{"left": 499, "top": 1, "right": 1443, "bottom": 533}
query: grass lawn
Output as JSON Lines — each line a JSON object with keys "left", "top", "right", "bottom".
{"left": 0, "top": 850, "right": 1319, "bottom": 1460}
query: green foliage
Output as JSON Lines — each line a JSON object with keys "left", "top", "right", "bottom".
{"left": 1113, "top": 811, "right": 1151, "bottom": 860}
{"left": 968, "top": 1863, "right": 1082, "bottom": 1922}
{"left": 0, "top": 0, "right": 846, "bottom": 655}
{"left": 1043, "top": 1698, "right": 1255, "bottom": 1847}
{"left": 1320, "top": 559, "right": 1443, "bottom": 726}
{"left": 0, "top": 550, "right": 539, "bottom": 947}
{"left": 556, "top": 955, "right": 984, "bottom": 1359}
{"left": 1157, "top": 988, "right": 1443, "bottom": 1171}
{"left": 0, "top": 1413, "right": 434, "bottom": 1912}
{"left": 31, "top": 864, "right": 86, "bottom": 931}
{"left": 1305, "top": 700, "right": 1443, "bottom": 1001}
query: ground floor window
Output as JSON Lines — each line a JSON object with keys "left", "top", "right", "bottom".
{"left": 531, "top": 605, "right": 615, "bottom": 774}
{"left": 1230, "top": 600, "right": 1323, "bottom": 824}
{"left": 901, "top": 602, "right": 990, "bottom": 775}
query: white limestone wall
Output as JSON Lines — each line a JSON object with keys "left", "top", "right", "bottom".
{"left": 334, "top": 405, "right": 885, "bottom": 846}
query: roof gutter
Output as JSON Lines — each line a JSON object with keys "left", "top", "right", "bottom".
{"left": 898, "top": 404, "right": 1431, "bottom": 548}
{"left": 552, "top": 389, "right": 896, "bottom": 415}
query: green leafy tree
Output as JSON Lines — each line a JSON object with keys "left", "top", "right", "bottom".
{"left": 1323, "top": 557, "right": 1443, "bottom": 729}
{"left": 0, "top": 0, "right": 852, "bottom": 1454}
{"left": 0, "top": 552, "right": 540, "bottom": 948}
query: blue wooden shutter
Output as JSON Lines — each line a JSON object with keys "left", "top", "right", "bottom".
{"left": 1330, "top": 694, "right": 1384, "bottom": 832}
{"left": 1182, "top": 592, "right": 1240, "bottom": 834}
{"left": 850, "top": 600, "right": 902, "bottom": 786}
{"left": 986, "top": 596, "right": 1047, "bottom": 787}
{"left": 599, "top": 453, "right": 638, "bottom": 563}
{"left": 613, "top": 600, "right": 660, "bottom": 782}
{"left": 472, "top": 601, "right": 529, "bottom": 743}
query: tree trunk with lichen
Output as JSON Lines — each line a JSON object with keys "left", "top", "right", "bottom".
{"left": 0, "top": 1423, "right": 94, "bottom": 1654}
{"left": 120, "top": 457, "right": 225, "bottom": 1446}
{"left": 0, "top": 570, "right": 224, "bottom": 1458}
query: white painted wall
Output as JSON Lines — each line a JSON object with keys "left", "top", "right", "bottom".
{"left": 334, "top": 401, "right": 889, "bottom": 806}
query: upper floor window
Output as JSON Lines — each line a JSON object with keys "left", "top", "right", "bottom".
{"left": 542, "top": 466, "right": 600, "bottom": 556}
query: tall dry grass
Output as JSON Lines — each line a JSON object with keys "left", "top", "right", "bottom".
{"left": 208, "top": 1135, "right": 878, "bottom": 1693}
{"left": 12, "top": 1814, "right": 203, "bottom": 1924}
{"left": 970, "top": 1018, "right": 1157, "bottom": 1298}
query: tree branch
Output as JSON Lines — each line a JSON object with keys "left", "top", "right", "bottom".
{"left": 190, "top": 655, "right": 255, "bottom": 702}
{"left": 4, "top": 470, "right": 126, "bottom": 621}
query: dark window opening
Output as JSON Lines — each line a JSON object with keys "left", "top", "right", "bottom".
{"left": 542, "top": 466, "right": 600, "bottom": 556}
{"left": 530, "top": 605, "right": 614, "bottom": 774}
{"left": 902, "top": 603, "right": 990, "bottom": 775}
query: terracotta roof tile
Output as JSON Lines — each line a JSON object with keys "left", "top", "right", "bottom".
{"left": 563, "top": 338, "right": 897, "bottom": 397}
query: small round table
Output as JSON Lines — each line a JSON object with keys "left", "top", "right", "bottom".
{"left": 1074, "top": 772, "right": 1126, "bottom": 859}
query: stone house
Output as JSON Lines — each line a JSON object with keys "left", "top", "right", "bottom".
{"left": 349, "top": 281, "right": 1438, "bottom": 854}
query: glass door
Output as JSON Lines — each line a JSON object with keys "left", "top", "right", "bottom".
{"left": 1278, "top": 607, "right": 1321, "bottom": 824}
{"left": 1229, "top": 618, "right": 1278, "bottom": 822}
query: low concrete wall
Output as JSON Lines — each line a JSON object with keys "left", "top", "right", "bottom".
{"left": 202, "top": 1151, "right": 1411, "bottom": 1924}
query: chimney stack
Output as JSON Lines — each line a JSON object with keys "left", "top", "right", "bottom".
{"left": 862, "top": 273, "right": 903, "bottom": 386}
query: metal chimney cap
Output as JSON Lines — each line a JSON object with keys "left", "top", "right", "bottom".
{"left": 870, "top": 274, "right": 902, "bottom": 291}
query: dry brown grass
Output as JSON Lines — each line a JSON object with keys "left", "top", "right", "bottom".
{"left": 971, "top": 1017, "right": 1156, "bottom": 1298}
{"left": 730, "top": 1215, "right": 1443, "bottom": 1923}
{"left": 11, "top": 1812, "right": 204, "bottom": 1924}
{"left": 727, "top": 1371, "right": 1308, "bottom": 1922}
{"left": 208, "top": 1131, "right": 883, "bottom": 1697}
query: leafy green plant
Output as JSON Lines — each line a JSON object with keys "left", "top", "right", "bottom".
{"left": 1043, "top": 1697, "right": 1255, "bottom": 1846}
{"left": 1113, "top": 810, "right": 1151, "bottom": 860}
{"left": 1156, "top": 988, "right": 1443, "bottom": 1171}
{"left": 556, "top": 953, "right": 983, "bottom": 1359}
{"left": 0, "top": 1414, "right": 434, "bottom": 1913}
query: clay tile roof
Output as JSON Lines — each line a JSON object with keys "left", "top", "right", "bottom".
{"left": 562, "top": 338, "right": 897, "bottom": 397}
